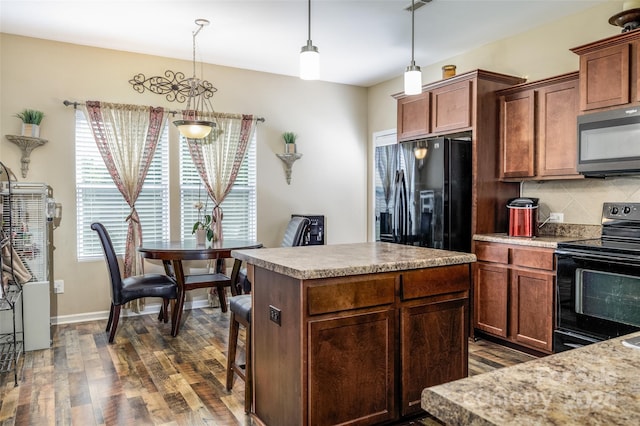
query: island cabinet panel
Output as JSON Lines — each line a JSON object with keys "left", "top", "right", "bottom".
{"left": 400, "top": 297, "right": 468, "bottom": 416}
{"left": 308, "top": 310, "right": 396, "bottom": 426}
{"left": 473, "top": 241, "right": 555, "bottom": 353}
{"left": 397, "top": 92, "right": 430, "bottom": 141}
{"left": 430, "top": 80, "right": 473, "bottom": 134}
{"left": 251, "top": 262, "right": 472, "bottom": 426}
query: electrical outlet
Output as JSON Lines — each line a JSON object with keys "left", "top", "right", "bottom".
{"left": 549, "top": 212, "right": 564, "bottom": 223}
{"left": 269, "top": 305, "right": 281, "bottom": 326}
{"left": 53, "top": 279, "right": 64, "bottom": 294}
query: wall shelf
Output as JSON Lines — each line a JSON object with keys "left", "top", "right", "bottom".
{"left": 4, "top": 135, "right": 48, "bottom": 178}
{"left": 276, "top": 153, "right": 303, "bottom": 185}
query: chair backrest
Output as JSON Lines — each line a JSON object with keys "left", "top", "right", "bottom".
{"left": 90, "top": 222, "right": 123, "bottom": 303}
{"left": 281, "top": 216, "right": 311, "bottom": 247}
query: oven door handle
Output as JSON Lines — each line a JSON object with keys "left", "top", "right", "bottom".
{"left": 555, "top": 250, "right": 639, "bottom": 265}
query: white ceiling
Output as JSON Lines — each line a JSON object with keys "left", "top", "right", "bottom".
{"left": 0, "top": 0, "right": 611, "bottom": 87}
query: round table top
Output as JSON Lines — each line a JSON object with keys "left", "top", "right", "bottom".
{"left": 138, "top": 239, "right": 262, "bottom": 261}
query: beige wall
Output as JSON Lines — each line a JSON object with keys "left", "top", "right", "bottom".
{"left": 0, "top": 34, "right": 368, "bottom": 320}
{"left": 366, "top": 1, "right": 640, "bottom": 238}
{"left": 3, "top": 1, "right": 640, "bottom": 321}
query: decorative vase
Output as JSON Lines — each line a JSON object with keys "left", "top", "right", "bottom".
{"left": 195, "top": 228, "right": 207, "bottom": 245}
{"left": 21, "top": 123, "right": 40, "bottom": 138}
{"left": 285, "top": 143, "right": 297, "bottom": 154}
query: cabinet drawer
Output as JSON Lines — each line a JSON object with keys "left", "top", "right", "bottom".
{"left": 474, "top": 242, "right": 509, "bottom": 263}
{"left": 307, "top": 275, "right": 396, "bottom": 316}
{"left": 510, "top": 247, "right": 554, "bottom": 271}
{"left": 401, "top": 264, "right": 470, "bottom": 300}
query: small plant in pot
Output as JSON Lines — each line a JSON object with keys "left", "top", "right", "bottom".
{"left": 282, "top": 131, "right": 297, "bottom": 154}
{"left": 15, "top": 109, "right": 45, "bottom": 138}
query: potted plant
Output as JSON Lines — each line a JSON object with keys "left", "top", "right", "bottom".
{"left": 282, "top": 131, "right": 297, "bottom": 154}
{"left": 15, "top": 109, "right": 45, "bottom": 138}
{"left": 192, "top": 200, "right": 214, "bottom": 244}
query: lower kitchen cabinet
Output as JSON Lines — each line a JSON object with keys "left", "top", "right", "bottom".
{"left": 473, "top": 241, "right": 554, "bottom": 353}
{"left": 252, "top": 263, "right": 471, "bottom": 426}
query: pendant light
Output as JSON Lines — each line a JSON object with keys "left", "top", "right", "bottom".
{"left": 300, "top": 0, "right": 320, "bottom": 80}
{"left": 404, "top": 0, "right": 422, "bottom": 95}
{"left": 173, "top": 19, "right": 217, "bottom": 139}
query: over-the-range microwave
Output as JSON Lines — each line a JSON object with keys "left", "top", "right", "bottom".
{"left": 577, "top": 106, "right": 640, "bottom": 176}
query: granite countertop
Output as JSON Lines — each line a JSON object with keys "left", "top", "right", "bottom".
{"left": 232, "top": 242, "right": 476, "bottom": 280}
{"left": 473, "top": 224, "right": 602, "bottom": 249}
{"left": 473, "top": 233, "right": 582, "bottom": 248}
{"left": 422, "top": 332, "right": 640, "bottom": 425}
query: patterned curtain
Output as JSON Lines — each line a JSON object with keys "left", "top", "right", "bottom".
{"left": 186, "top": 113, "right": 258, "bottom": 241}
{"left": 83, "top": 101, "right": 166, "bottom": 311}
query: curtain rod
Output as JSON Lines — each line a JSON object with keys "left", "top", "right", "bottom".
{"left": 62, "top": 100, "right": 265, "bottom": 123}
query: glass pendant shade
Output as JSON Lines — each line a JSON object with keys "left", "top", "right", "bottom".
{"left": 414, "top": 146, "right": 428, "bottom": 159}
{"left": 174, "top": 119, "right": 214, "bottom": 139}
{"left": 300, "top": 42, "right": 320, "bottom": 80}
{"left": 404, "top": 64, "right": 422, "bottom": 95}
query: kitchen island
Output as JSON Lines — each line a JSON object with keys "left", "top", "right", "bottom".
{"left": 422, "top": 331, "right": 640, "bottom": 425}
{"left": 232, "top": 242, "right": 476, "bottom": 426}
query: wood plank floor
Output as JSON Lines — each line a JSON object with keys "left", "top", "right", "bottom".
{"left": 0, "top": 308, "right": 536, "bottom": 425}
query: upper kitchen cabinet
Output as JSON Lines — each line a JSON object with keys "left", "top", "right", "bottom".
{"left": 497, "top": 72, "right": 581, "bottom": 181}
{"left": 397, "top": 92, "right": 430, "bottom": 141}
{"left": 430, "top": 80, "right": 473, "bottom": 134}
{"left": 394, "top": 70, "right": 526, "bottom": 237}
{"left": 571, "top": 30, "right": 640, "bottom": 112}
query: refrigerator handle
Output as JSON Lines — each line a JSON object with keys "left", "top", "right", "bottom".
{"left": 396, "top": 170, "right": 408, "bottom": 244}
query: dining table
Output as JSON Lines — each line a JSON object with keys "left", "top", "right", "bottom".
{"left": 138, "top": 239, "right": 262, "bottom": 336}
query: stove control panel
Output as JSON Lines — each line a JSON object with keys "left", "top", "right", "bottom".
{"left": 603, "top": 202, "right": 640, "bottom": 222}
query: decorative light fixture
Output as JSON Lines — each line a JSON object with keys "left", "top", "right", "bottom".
{"left": 404, "top": 0, "right": 422, "bottom": 95}
{"left": 173, "top": 19, "right": 217, "bottom": 139}
{"left": 414, "top": 140, "right": 428, "bottom": 159}
{"left": 300, "top": 0, "right": 319, "bottom": 80}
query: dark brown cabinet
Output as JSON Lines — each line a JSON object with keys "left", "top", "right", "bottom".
{"left": 571, "top": 31, "right": 640, "bottom": 112}
{"left": 430, "top": 80, "right": 473, "bottom": 134}
{"left": 473, "top": 241, "right": 554, "bottom": 353}
{"left": 497, "top": 72, "right": 581, "bottom": 181}
{"left": 397, "top": 92, "right": 430, "bottom": 141}
{"left": 253, "top": 263, "right": 471, "bottom": 426}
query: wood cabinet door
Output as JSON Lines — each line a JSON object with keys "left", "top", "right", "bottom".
{"left": 499, "top": 90, "right": 535, "bottom": 178}
{"left": 510, "top": 268, "right": 554, "bottom": 353}
{"left": 537, "top": 78, "right": 579, "bottom": 177}
{"left": 308, "top": 309, "right": 396, "bottom": 426}
{"left": 474, "top": 262, "right": 509, "bottom": 338}
{"left": 397, "top": 92, "right": 430, "bottom": 141}
{"left": 430, "top": 80, "right": 472, "bottom": 134}
{"left": 400, "top": 297, "right": 468, "bottom": 416}
{"left": 579, "top": 43, "right": 630, "bottom": 111}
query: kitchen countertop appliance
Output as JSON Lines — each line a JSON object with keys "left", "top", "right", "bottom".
{"left": 507, "top": 197, "right": 539, "bottom": 237}
{"left": 554, "top": 202, "right": 640, "bottom": 352}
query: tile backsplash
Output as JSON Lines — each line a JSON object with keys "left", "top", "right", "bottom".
{"left": 522, "top": 176, "right": 640, "bottom": 225}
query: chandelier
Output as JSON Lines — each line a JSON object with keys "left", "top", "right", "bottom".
{"left": 173, "top": 19, "right": 217, "bottom": 139}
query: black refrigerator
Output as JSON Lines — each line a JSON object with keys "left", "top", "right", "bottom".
{"left": 375, "top": 136, "right": 472, "bottom": 252}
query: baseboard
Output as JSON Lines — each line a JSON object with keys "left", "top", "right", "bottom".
{"left": 51, "top": 296, "right": 215, "bottom": 325}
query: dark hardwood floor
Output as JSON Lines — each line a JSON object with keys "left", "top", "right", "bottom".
{"left": 0, "top": 307, "right": 536, "bottom": 425}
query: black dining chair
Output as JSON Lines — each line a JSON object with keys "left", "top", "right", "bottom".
{"left": 225, "top": 216, "right": 310, "bottom": 412}
{"left": 91, "top": 222, "right": 178, "bottom": 343}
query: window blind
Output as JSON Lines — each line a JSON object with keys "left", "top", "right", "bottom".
{"left": 75, "top": 109, "right": 170, "bottom": 259}
{"left": 179, "top": 134, "right": 257, "bottom": 242}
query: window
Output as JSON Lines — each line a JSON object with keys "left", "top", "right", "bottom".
{"left": 76, "top": 110, "right": 170, "bottom": 259}
{"left": 179, "top": 135, "right": 257, "bottom": 242}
